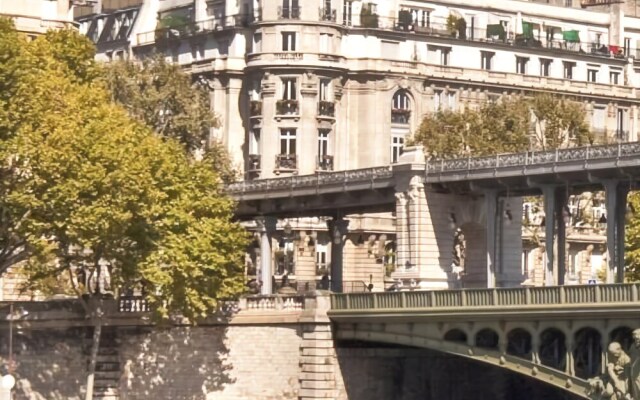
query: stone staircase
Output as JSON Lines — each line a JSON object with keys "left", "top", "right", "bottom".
{"left": 87, "top": 327, "right": 121, "bottom": 400}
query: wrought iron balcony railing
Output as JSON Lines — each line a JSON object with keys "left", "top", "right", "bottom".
{"left": 249, "top": 100, "right": 262, "bottom": 117}
{"left": 275, "top": 154, "right": 297, "bottom": 172}
{"left": 391, "top": 109, "right": 411, "bottom": 124}
{"left": 276, "top": 99, "right": 299, "bottom": 116}
{"left": 278, "top": 6, "right": 301, "bottom": 20}
{"left": 318, "top": 101, "right": 335, "bottom": 117}
{"left": 317, "top": 155, "right": 334, "bottom": 171}
{"left": 319, "top": 7, "right": 336, "bottom": 22}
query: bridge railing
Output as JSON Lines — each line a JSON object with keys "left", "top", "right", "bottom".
{"left": 428, "top": 141, "right": 640, "bottom": 173}
{"left": 331, "top": 284, "right": 640, "bottom": 310}
{"left": 227, "top": 166, "right": 392, "bottom": 195}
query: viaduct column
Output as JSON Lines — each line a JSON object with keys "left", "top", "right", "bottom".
{"left": 485, "top": 190, "right": 498, "bottom": 288}
{"left": 327, "top": 216, "right": 349, "bottom": 293}
{"left": 542, "top": 186, "right": 557, "bottom": 286}
{"left": 256, "top": 216, "right": 277, "bottom": 295}
{"left": 555, "top": 189, "right": 568, "bottom": 286}
{"left": 604, "top": 180, "right": 629, "bottom": 283}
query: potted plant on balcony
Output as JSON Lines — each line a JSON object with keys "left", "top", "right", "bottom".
{"left": 397, "top": 10, "right": 413, "bottom": 31}
{"left": 360, "top": 3, "right": 379, "bottom": 29}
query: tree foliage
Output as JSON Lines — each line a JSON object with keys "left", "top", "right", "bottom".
{"left": 102, "top": 57, "right": 237, "bottom": 183}
{"left": 0, "top": 20, "right": 247, "bottom": 320}
{"left": 411, "top": 94, "right": 592, "bottom": 158}
{"left": 625, "top": 192, "right": 640, "bottom": 282}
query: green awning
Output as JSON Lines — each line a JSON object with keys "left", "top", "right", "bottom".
{"left": 563, "top": 30, "right": 580, "bottom": 42}
{"left": 522, "top": 22, "right": 534, "bottom": 39}
{"left": 486, "top": 24, "right": 506, "bottom": 40}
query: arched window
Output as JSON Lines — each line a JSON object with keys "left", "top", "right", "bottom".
{"left": 391, "top": 91, "right": 411, "bottom": 124}
{"left": 390, "top": 90, "right": 411, "bottom": 164}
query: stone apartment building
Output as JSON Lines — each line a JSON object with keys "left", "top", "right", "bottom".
{"left": 5, "top": 0, "right": 640, "bottom": 295}
{"left": 0, "top": 0, "right": 79, "bottom": 36}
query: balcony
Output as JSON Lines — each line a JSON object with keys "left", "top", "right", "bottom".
{"left": 137, "top": 14, "right": 256, "bottom": 45}
{"left": 391, "top": 109, "right": 411, "bottom": 124}
{"left": 318, "top": 101, "right": 335, "bottom": 118}
{"left": 278, "top": 6, "right": 301, "bottom": 20}
{"left": 317, "top": 155, "right": 334, "bottom": 172}
{"left": 319, "top": 7, "right": 336, "bottom": 22}
{"left": 276, "top": 99, "right": 299, "bottom": 116}
{"left": 275, "top": 154, "right": 297, "bottom": 172}
{"left": 250, "top": 100, "right": 262, "bottom": 118}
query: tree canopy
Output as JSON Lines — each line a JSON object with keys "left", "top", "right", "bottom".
{"left": 411, "top": 94, "right": 592, "bottom": 158}
{"left": 0, "top": 19, "right": 247, "bottom": 321}
{"left": 102, "top": 57, "right": 237, "bottom": 183}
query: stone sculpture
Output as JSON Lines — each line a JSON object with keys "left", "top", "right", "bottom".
{"left": 588, "top": 331, "right": 640, "bottom": 400}
{"left": 452, "top": 228, "right": 466, "bottom": 274}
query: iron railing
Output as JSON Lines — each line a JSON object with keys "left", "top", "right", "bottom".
{"left": 331, "top": 283, "right": 640, "bottom": 310}
{"left": 319, "top": 7, "right": 337, "bottom": 22}
{"left": 276, "top": 99, "right": 299, "bottom": 115}
{"left": 275, "top": 154, "right": 297, "bottom": 171}
{"left": 278, "top": 6, "right": 301, "bottom": 20}
{"left": 318, "top": 101, "right": 335, "bottom": 117}
{"left": 317, "top": 155, "right": 334, "bottom": 171}
{"left": 428, "top": 141, "right": 640, "bottom": 174}
{"left": 249, "top": 100, "right": 262, "bottom": 117}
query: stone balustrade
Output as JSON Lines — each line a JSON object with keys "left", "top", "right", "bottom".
{"left": 331, "top": 283, "right": 640, "bottom": 311}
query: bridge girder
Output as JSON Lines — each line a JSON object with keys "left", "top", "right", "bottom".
{"left": 336, "top": 328, "right": 592, "bottom": 399}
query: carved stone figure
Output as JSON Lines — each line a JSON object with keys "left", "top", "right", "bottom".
{"left": 629, "top": 329, "right": 640, "bottom": 399}
{"left": 452, "top": 228, "right": 466, "bottom": 274}
{"left": 588, "top": 342, "right": 631, "bottom": 399}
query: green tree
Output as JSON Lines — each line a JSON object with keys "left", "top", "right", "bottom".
{"left": 0, "top": 20, "right": 247, "bottom": 398}
{"left": 102, "top": 57, "right": 237, "bottom": 183}
{"left": 411, "top": 94, "right": 591, "bottom": 158}
{"left": 625, "top": 192, "right": 640, "bottom": 281}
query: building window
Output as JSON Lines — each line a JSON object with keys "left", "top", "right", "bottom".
{"left": 343, "top": 1, "right": 353, "bottom": 25}
{"left": 282, "top": 32, "right": 296, "bottom": 51}
{"left": 592, "top": 106, "right": 606, "bottom": 136}
{"left": 316, "top": 243, "right": 329, "bottom": 276}
{"left": 318, "top": 130, "right": 329, "bottom": 158}
{"left": 624, "top": 37, "right": 631, "bottom": 56}
{"left": 540, "top": 58, "right": 552, "bottom": 77}
{"left": 563, "top": 61, "right": 575, "bottom": 79}
{"left": 391, "top": 91, "right": 411, "bottom": 124}
{"left": 587, "top": 69, "right": 598, "bottom": 83}
{"left": 253, "top": 33, "right": 262, "bottom": 53}
{"left": 616, "top": 108, "right": 628, "bottom": 140}
{"left": 391, "top": 135, "right": 405, "bottom": 163}
{"left": 411, "top": 9, "right": 430, "bottom": 28}
{"left": 282, "top": 78, "right": 297, "bottom": 100}
{"left": 319, "top": 78, "right": 332, "bottom": 101}
{"left": 434, "top": 90, "right": 442, "bottom": 111}
{"left": 481, "top": 51, "right": 494, "bottom": 70}
{"left": 319, "top": 33, "right": 333, "bottom": 53}
{"left": 610, "top": 70, "right": 621, "bottom": 85}
{"left": 516, "top": 57, "right": 528, "bottom": 74}
{"left": 249, "top": 129, "right": 261, "bottom": 155}
{"left": 280, "top": 128, "right": 297, "bottom": 154}
{"left": 440, "top": 48, "right": 450, "bottom": 66}
{"left": 446, "top": 92, "right": 457, "bottom": 111}
{"left": 281, "top": 0, "right": 300, "bottom": 19}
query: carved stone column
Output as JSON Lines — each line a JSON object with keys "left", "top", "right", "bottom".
{"left": 395, "top": 193, "right": 409, "bottom": 271}
{"left": 542, "top": 186, "right": 556, "bottom": 286}
{"left": 406, "top": 176, "right": 426, "bottom": 271}
{"left": 604, "top": 180, "right": 629, "bottom": 283}
{"left": 256, "top": 216, "right": 277, "bottom": 295}
{"left": 485, "top": 190, "right": 498, "bottom": 288}
{"left": 327, "top": 217, "right": 349, "bottom": 293}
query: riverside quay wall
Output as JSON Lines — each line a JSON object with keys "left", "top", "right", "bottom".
{"left": 0, "top": 295, "right": 342, "bottom": 400}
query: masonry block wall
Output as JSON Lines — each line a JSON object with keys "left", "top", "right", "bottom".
{"left": 1, "top": 318, "right": 343, "bottom": 400}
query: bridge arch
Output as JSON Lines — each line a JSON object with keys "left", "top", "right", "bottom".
{"left": 573, "top": 327, "right": 602, "bottom": 379}
{"left": 336, "top": 328, "right": 591, "bottom": 399}
{"left": 539, "top": 328, "right": 567, "bottom": 371}
{"left": 443, "top": 328, "right": 468, "bottom": 344}
{"left": 475, "top": 328, "right": 500, "bottom": 349}
{"left": 507, "top": 328, "right": 533, "bottom": 359}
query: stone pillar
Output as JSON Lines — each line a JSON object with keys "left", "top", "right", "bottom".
{"left": 542, "top": 186, "right": 556, "bottom": 286}
{"left": 395, "top": 193, "right": 409, "bottom": 271}
{"left": 485, "top": 190, "right": 498, "bottom": 288}
{"left": 555, "top": 189, "right": 568, "bottom": 285}
{"left": 407, "top": 176, "right": 427, "bottom": 271}
{"left": 256, "top": 216, "right": 277, "bottom": 295}
{"left": 327, "top": 216, "right": 349, "bottom": 293}
{"left": 604, "top": 180, "right": 629, "bottom": 283}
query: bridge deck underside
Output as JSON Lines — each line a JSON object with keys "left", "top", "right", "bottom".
{"left": 234, "top": 187, "right": 396, "bottom": 219}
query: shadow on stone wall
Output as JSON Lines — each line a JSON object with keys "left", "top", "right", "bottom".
{"left": 0, "top": 327, "right": 88, "bottom": 400}
{"left": 336, "top": 340, "right": 583, "bottom": 400}
{"left": 118, "top": 326, "right": 234, "bottom": 400}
